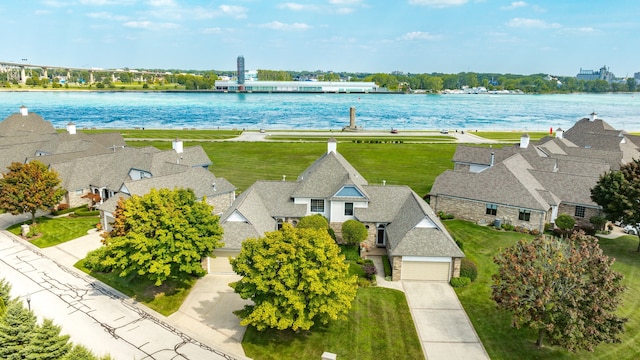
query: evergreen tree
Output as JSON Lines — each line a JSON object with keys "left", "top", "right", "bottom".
{"left": 0, "top": 300, "right": 37, "bottom": 359}
{"left": 63, "top": 344, "right": 98, "bottom": 360}
{"left": 24, "top": 318, "right": 71, "bottom": 360}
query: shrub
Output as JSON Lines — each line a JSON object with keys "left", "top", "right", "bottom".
{"left": 340, "top": 244, "right": 361, "bottom": 261}
{"left": 530, "top": 229, "right": 540, "bottom": 236}
{"left": 57, "top": 203, "right": 69, "bottom": 211}
{"left": 590, "top": 216, "right": 607, "bottom": 231}
{"left": 501, "top": 223, "right": 514, "bottom": 231}
{"left": 555, "top": 214, "right": 575, "bottom": 232}
{"left": 450, "top": 277, "right": 471, "bottom": 288}
{"left": 84, "top": 247, "right": 112, "bottom": 273}
{"left": 437, "top": 211, "right": 455, "bottom": 220}
{"left": 327, "top": 227, "right": 336, "bottom": 241}
{"left": 357, "top": 278, "right": 371, "bottom": 287}
{"left": 362, "top": 263, "right": 377, "bottom": 280}
{"left": 607, "top": 223, "right": 614, "bottom": 231}
{"left": 297, "top": 214, "right": 329, "bottom": 230}
{"left": 460, "top": 258, "right": 478, "bottom": 282}
{"left": 342, "top": 220, "right": 368, "bottom": 245}
{"left": 381, "top": 255, "right": 392, "bottom": 277}
{"left": 52, "top": 204, "right": 85, "bottom": 216}
{"left": 74, "top": 209, "right": 99, "bottom": 217}
{"left": 544, "top": 223, "right": 553, "bottom": 232}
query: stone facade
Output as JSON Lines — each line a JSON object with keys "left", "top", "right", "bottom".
{"left": 65, "top": 188, "right": 92, "bottom": 208}
{"left": 432, "top": 196, "right": 546, "bottom": 232}
{"left": 558, "top": 203, "right": 601, "bottom": 228}
{"left": 207, "top": 192, "right": 236, "bottom": 215}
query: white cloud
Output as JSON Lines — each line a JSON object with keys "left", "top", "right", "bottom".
{"left": 507, "top": 18, "right": 561, "bottom": 29}
{"left": 219, "top": 5, "right": 248, "bottom": 19}
{"left": 329, "top": 0, "right": 362, "bottom": 4}
{"left": 202, "top": 27, "right": 223, "bottom": 34}
{"left": 147, "top": 0, "right": 177, "bottom": 6}
{"left": 123, "top": 21, "right": 179, "bottom": 29}
{"left": 408, "top": 0, "right": 467, "bottom": 8}
{"left": 87, "top": 11, "right": 129, "bottom": 21}
{"left": 501, "top": 1, "right": 527, "bottom": 10}
{"left": 335, "top": 7, "right": 355, "bottom": 14}
{"left": 278, "top": 3, "right": 319, "bottom": 11}
{"left": 79, "top": 0, "right": 134, "bottom": 5}
{"left": 257, "top": 21, "right": 311, "bottom": 31}
{"left": 399, "top": 31, "right": 441, "bottom": 40}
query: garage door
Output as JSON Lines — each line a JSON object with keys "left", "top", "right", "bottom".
{"left": 208, "top": 250, "right": 239, "bottom": 273}
{"left": 402, "top": 261, "right": 450, "bottom": 281}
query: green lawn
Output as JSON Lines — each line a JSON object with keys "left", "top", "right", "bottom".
{"left": 242, "top": 287, "right": 422, "bottom": 360}
{"left": 127, "top": 140, "right": 458, "bottom": 195}
{"left": 474, "top": 131, "right": 548, "bottom": 142}
{"left": 444, "top": 220, "right": 640, "bottom": 359}
{"left": 265, "top": 135, "right": 456, "bottom": 143}
{"left": 7, "top": 216, "right": 99, "bottom": 248}
{"left": 73, "top": 128, "right": 241, "bottom": 140}
{"left": 74, "top": 259, "right": 196, "bottom": 316}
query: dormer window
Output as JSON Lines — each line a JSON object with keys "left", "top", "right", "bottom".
{"left": 335, "top": 185, "right": 364, "bottom": 198}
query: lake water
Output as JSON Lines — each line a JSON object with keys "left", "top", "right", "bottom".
{"left": 0, "top": 91, "right": 638, "bottom": 131}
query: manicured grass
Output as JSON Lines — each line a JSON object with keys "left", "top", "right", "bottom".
{"left": 474, "top": 131, "right": 548, "bottom": 142}
{"left": 242, "top": 287, "right": 422, "bottom": 360}
{"left": 75, "top": 128, "right": 241, "bottom": 140}
{"left": 74, "top": 259, "right": 196, "bottom": 316}
{"left": 127, "top": 140, "right": 457, "bottom": 196}
{"left": 7, "top": 216, "right": 99, "bottom": 248}
{"left": 444, "top": 219, "right": 640, "bottom": 360}
{"left": 266, "top": 135, "right": 455, "bottom": 143}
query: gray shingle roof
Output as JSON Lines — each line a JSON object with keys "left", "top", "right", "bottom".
{"left": 293, "top": 151, "right": 368, "bottom": 198}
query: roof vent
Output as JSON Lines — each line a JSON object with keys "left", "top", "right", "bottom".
{"left": 282, "top": 175, "right": 286, "bottom": 182}
{"left": 383, "top": 180, "right": 386, "bottom": 186}
{"left": 590, "top": 112, "right": 597, "bottom": 121}
{"left": 212, "top": 182, "right": 217, "bottom": 191}
{"left": 490, "top": 152, "right": 495, "bottom": 167}
{"left": 20, "top": 106, "right": 28, "bottom": 116}
{"left": 555, "top": 128, "right": 563, "bottom": 139}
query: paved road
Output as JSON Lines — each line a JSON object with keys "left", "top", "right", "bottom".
{"left": 0, "top": 230, "right": 244, "bottom": 360}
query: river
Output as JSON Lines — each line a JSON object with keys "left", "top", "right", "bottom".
{"left": 0, "top": 91, "right": 638, "bottom": 131}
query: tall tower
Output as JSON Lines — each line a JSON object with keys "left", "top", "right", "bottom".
{"left": 237, "top": 55, "right": 245, "bottom": 86}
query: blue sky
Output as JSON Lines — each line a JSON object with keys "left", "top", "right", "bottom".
{"left": 3, "top": 1, "right": 639, "bottom": 76}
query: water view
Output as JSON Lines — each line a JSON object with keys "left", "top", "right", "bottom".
{"left": 0, "top": 92, "right": 638, "bottom": 131}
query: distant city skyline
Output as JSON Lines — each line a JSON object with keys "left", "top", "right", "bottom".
{"left": 3, "top": 1, "right": 638, "bottom": 77}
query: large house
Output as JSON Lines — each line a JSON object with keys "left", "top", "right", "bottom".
{"left": 0, "top": 106, "right": 236, "bottom": 227}
{"left": 214, "top": 138, "right": 464, "bottom": 281}
{"left": 429, "top": 113, "right": 640, "bottom": 232}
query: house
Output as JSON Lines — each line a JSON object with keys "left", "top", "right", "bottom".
{"left": 429, "top": 113, "right": 640, "bottom": 232}
{"left": 214, "top": 138, "right": 464, "bottom": 281}
{"left": 0, "top": 106, "right": 236, "bottom": 227}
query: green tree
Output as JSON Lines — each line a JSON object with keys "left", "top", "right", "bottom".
{"left": 297, "top": 214, "right": 329, "bottom": 230}
{"left": 63, "top": 344, "right": 97, "bottom": 360}
{"left": 591, "top": 159, "right": 640, "bottom": 251}
{"left": 23, "top": 318, "right": 71, "bottom": 360}
{"left": 341, "top": 219, "right": 368, "bottom": 245}
{"left": 0, "top": 160, "right": 66, "bottom": 224}
{"left": 86, "top": 188, "right": 224, "bottom": 285}
{"left": 230, "top": 224, "right": 357, "bottom": 331}
{"left": 627, "top": 78, "right": 637, "bottom": 92}
{"left": 492, "top": 232, "right": 626, "bottom": 351}
{"left": 554, "top": 213, "right": 575, "bottom": 235}
{"left": 0, "top": 300, "right": 37, "bottom": 359}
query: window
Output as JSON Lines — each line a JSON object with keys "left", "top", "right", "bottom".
{"left": 345, "top": 202, "right": 354, "bottom": 216}
{"left": 311, "top": 199, "right": 324, "bottom": 213}
{"left": 519, "top": 209, "right": 531, "bottom": 221}
{"left": 575, "top": 206, "right": 586, "bottom": 218}
{"left": 486, "top": 203, "right": 497, "bottom": 215}
{"left": 75, "top": 189, "right": 83, "bottom": 195}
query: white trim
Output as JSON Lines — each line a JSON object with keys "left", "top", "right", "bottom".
{"left": 403, "top": 256, "right": 451, "bottom": 263}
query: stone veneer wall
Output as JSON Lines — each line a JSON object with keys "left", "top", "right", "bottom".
{"left": 66, "top": 188, "right": 92, "bottom": 208}
{"left": 433, "top": 196, "right": 546, "bottom": 232}
{"left": 557, "top": 203, "right": 601, "bottom": 228}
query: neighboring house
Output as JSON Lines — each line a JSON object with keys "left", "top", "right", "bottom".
{"left": 0, "top": 106, "right": 236, "bottom": 227}
{"left": 429, "top": 113, "right": 640, "bottom": 232}
{"left": 214, "top": 138, "right": 464, "bottom": 281}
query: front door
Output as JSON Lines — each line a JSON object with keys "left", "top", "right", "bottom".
{"left": 376, "top": 225, "right": 385, "bottom": 247}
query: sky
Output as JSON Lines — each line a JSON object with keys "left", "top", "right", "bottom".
{"left": 2, "top": 0, "right": 639, "bottom": 76}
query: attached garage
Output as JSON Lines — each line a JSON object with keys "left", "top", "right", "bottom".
{"left": 208, "top": 250, "right": 239, "bottom": 274}
{"left": 401, "top": 256, "right": 451, "bottom": 281}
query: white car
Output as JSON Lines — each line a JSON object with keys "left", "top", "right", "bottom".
{"left": 623, "top": 224, "right": 638, "bottom": 235}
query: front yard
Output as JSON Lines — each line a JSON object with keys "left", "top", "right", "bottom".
{"left": 7, "top": 216, "right": 99, "bottom": 248}
{"left": 444, "top": 219, "right": 640, "bottom": 360}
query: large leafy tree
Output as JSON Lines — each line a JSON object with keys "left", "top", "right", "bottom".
{"left": 0, "top": 160, "right": 65, "bottom": 224}
{"left": 88, "top": 188, "right": 224, "bottom": 286}
{"left": 492, "top": 232, "right": 626, "bottom": 351}
{"left": 591, "top": 159, "right": 640, "bottom": 251}
{"left": 230, "top": 224, "right": 357, "bottom": 331}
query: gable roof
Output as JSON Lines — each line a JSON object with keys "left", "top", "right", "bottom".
{"left": 293, "top": 151, "right": 368, "bottom": 198}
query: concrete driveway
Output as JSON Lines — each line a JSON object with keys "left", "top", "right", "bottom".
{"left": 403, "top": 281, "right": 489, "bottom": 360}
